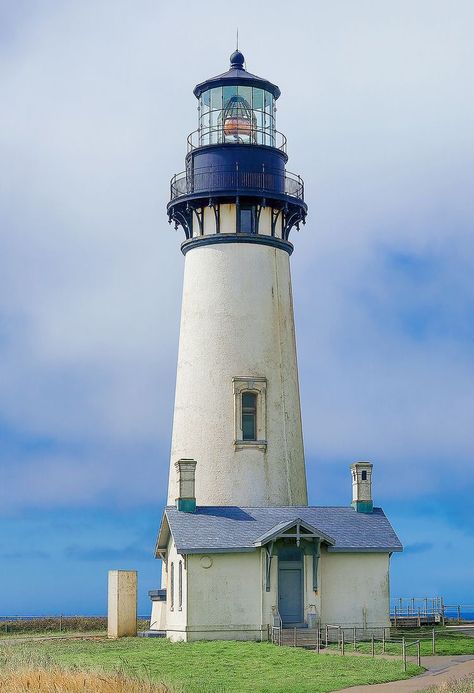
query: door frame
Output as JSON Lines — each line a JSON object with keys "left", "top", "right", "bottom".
{"left": 278, "top": 547, "right": 304, "bottom": 626}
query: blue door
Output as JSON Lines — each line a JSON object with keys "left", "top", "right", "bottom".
{"left": 278, "top": 547, "right": 304, "bottom": 625}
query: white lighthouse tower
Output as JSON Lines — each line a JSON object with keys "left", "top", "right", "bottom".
{"left": 166, "top": 50, "right": 308, "bottom": 507}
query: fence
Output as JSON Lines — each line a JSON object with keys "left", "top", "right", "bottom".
{"left": 390, "top": 598, "right": 474, "bottom": 626}
{"left": 270, "top": 623, "right": 438, "bottom": 671}
{"left": 443, "top": 605, "right": 474, "bottom": 623}
{"left": 0, "top": 615, "right": 150, "bottom": 635}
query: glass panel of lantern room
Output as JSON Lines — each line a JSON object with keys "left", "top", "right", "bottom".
{"left": 264, "top": 90, "right": 275, "bottom": 146}
{"left": 238, "top": 85, "right": 252, "bottom": 107}
{"left": 210, "top": 87, "right": 222, "bottom": 144}
{"left": 253, "top": 87, "right": 264, "bottom": 110}
{"left": 200, "top": 97, "right": 210, "bottom": 146}
{"left": 221, "top": 85, "right": 254, "bottom": 144}
{"left": 222, "top": 84, "right": 238, "bottom": 142}
{"left": 200, "top": 91, "right": 211, "bottom": 145}
{"left": 238, "top": 86, "right": 254, "bottom": 143}
{"left": 200, "top": 92, "right": 210, "bottom": 115}
{"left": 253, "top": 88, "right": 264, "bottom": 144}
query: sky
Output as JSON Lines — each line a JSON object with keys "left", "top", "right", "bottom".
{"left": 0, "top": 0, "right": 473, "bottom": 616}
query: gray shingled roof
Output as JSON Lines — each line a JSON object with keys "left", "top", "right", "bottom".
{"left": 157, "top": 506, "right": 403, "bottom": 555}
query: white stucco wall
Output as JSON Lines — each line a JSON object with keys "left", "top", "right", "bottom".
{"left": 150, "top": 600, "right": 166, "bottom": 631}
{"left": 159, "top": 536, "right": 391, "bottom": 640}
{"left": 164, "top": 541, "right": 188, "bottom": 642}
{"left": 185, "top": 551, "right": 264, "bottom": 641}
{"left": 168, "top": 237, "right": 307, "bottom": 507}
{"left": 193, "top": 204, "right": 282, "bottom": 238}
{"left": 320, "top": 549, "right": 391, "bottom": 627}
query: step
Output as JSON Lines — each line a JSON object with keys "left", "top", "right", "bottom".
{"left": 137, "top": 630, "right": 166, "bottom": 638}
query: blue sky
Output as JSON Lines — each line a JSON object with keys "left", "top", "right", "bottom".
{"left": 0, "top": 0, "right": 473, "bottom": 615}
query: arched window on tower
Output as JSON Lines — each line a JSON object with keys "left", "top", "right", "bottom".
{"left": 232, "top": 377, "right": 267, "bottom": 449}
{"left": 242, "top": 392, "right": 257, "bottom": 440}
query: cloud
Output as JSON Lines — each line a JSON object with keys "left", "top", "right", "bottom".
{"left": 403, "top": 542, "right": 433, "bottom": 555}
{"left": 0, "top": 550, "right": 50, "bottom": 560}
{"left": 64, "top": 544, "right": 150, "bottom": 562}
{"left": 0, "top": 0, "right": 473, "bottom": 517}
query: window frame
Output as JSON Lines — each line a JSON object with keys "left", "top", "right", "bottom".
{"left": 170, "top": 562, "right": 174, "bottom": 611}
{"left": 178, "top": 560, "right": 183, "bottom": 611}
{"left": 232, "top": 377, "right": 267, "bottom": 450}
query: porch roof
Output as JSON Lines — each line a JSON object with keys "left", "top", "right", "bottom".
{"left": 252, "top": 518, "right": 336, "bottom": 547}
{"left": 156, "top": 506, "right": 403, "bottom": 556}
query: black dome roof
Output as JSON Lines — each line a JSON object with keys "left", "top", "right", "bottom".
{"left": 193, "top": 51, "right": 281, "bottom": 100}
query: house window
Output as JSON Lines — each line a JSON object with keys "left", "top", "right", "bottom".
{"left": 232, "top": 377, "right": 267, "bottom": 449}
{"left": 361, "top": 470, "right": 367, "bottom": 481}
{"left": 178, "top": 561, "right": 183, "bottom": 610}
{"left": 239, "top": 205, "right": 256, "bottom": 234}
{"left": 242, "top": 392, "right": 257, "bottom": 440}
{"left": 170, "top": 562, "right": 174, "bottom": 611}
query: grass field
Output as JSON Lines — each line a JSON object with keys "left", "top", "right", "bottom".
{"left": 326, "top": 628, "right": 474, "bottom": 657}
{"left": 0, "top": 617, "right": 149, "bottom": 637}
{"left": 0, "top": 637, "right": 423, "bottom": 693}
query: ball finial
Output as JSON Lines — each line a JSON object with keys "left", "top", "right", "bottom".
{"left": 230, "top": 50, "right": 245, "bottom": 69}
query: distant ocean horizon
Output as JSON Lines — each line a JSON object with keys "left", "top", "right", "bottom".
{"left": 1, "top": 608, "right": 474, "bottom": 621}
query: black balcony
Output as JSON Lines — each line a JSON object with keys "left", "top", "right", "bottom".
{"left": 170, "top": 166, "right": 304, "bottom": 203}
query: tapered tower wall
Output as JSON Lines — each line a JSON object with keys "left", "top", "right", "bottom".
{"left": 167, "top": 214, "right": 307, "bottom": 507}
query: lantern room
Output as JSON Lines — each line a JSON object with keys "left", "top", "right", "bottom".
{"left": 192, "top": 50, "right": 282, "bottom": 149}
{"left": 167, "top": 50, "right": 307, "bottom": 248}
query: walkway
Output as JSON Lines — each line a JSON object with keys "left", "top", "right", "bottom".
{"left": 334, "top": 654, "right": 474, "bottom": 692}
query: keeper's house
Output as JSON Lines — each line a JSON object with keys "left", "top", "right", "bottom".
{"left": 151, "top": 461, "right": 402, "bottom": 642}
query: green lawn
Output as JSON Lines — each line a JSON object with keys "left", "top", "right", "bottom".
{"left": 328, "top": 628, "right": 474, "bottom": 657}
{"left": 0, "top": 638, "right": 423, "bottom": 693}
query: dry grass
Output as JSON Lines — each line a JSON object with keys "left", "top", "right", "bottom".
{"left": 0, "top": 667, "right": 174, "bottom": 692}
{"left": 423, "top": 676, "right": 474, "bottom": 692}
{"left": 0, "top": 646, "right": 176, "bottom": 693}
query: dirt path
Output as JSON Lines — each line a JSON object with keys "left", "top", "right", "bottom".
{"left": 334, "top": 654, "right": 474, "bottom": 692}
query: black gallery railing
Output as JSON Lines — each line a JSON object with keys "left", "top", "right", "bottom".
{"left": 170, "top": 167, "right": 304, "bottom": 202}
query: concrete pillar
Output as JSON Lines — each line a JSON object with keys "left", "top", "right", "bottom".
{"left": 108, "top": 570, "right": 137, "bottom": 638}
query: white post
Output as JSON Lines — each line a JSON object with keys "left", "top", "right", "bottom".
{"left": 108, "top": 570, "right": 137, "bottom": 638}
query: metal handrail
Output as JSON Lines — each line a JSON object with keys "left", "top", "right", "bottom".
{"left": 169, "top": 166, "right": 304, "bottom": 202}
{"left": 187, "top": 127, "right": 287, "bottom": 153}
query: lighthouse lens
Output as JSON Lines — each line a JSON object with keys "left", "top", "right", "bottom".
{"left": 198, "top": 86, "right": 275, "bottom": 147}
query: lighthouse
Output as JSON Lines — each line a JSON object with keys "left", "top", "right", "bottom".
{"left": 166, "top": 49, "right": 308, "bottom": 508}
{"left": 148, "top": 51, "right": 402, "bottom": 642}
